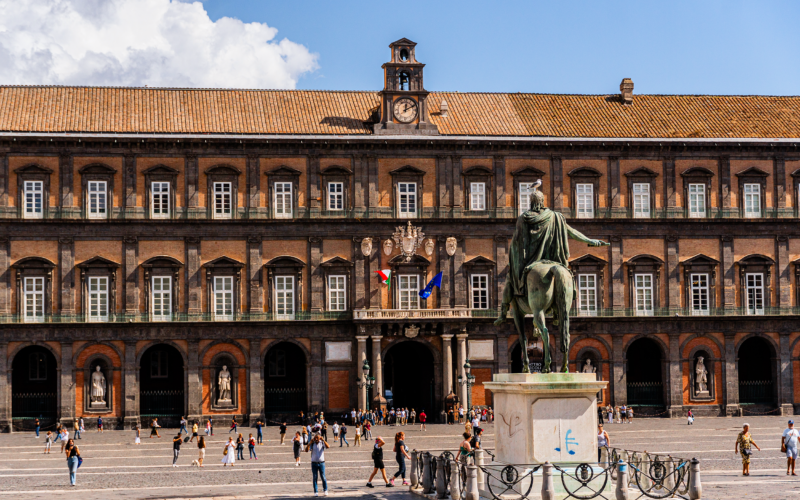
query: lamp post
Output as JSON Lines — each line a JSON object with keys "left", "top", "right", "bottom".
{"left": 458, "top": 359, "right": 476, "bottom": 412}
{"left": 357, "top": 359, "right": 376, "bottom": 412}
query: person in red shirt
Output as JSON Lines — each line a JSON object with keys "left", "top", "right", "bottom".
{"left": 419, "top": 410, "right": 427, "bottom": 431}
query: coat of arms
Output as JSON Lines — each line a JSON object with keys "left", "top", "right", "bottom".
{"left": 393, "top": 222, "right": 425, "bottom": 262}
{"left": 404, "top": 324, "right": 420, "bottom": 338}
{"left": 360, "top": 237, "right": 373, "bottom": 257}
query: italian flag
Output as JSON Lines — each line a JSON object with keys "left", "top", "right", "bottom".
{"left": 375, "top": 269, "right": 391, "bottom": 286}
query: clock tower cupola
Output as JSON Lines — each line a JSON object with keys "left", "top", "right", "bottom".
{"left": 375, "top": 38, "right": 439, "bottom": 135}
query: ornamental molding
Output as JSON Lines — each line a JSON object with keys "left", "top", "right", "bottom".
{"left": 393, "top": 222, "right": 425, "bottom": 262}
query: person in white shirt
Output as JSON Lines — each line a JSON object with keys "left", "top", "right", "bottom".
{"left": 471, "top": 416, "right": 480, "bottom": 433}
{"left": 459, "top": 406, "right": 465, "bottom": 423}
{"left": 783, "top": 420, "right": 800, "bottom": 476}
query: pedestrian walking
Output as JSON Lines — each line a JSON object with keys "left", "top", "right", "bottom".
{"left": 340, "top": 423, "right": 349, "bottom": 447}
{"left": 448, "top": 408, "right": 454, "bottom": 424}
{"left": 627, "top": 406, "right": 634, "bottom": 423}
{"left": 65, "top": 438, "right": 80, "bottom": 486}
{"left": 459, "top": 405, "right": 465, "bottom": 423}
{"left": 735, "top": 423, "right": 760, "bottom": 476}
{"left": 190, "top": 422, "right": 199, "bottom": 442}
{"left": 198, "top": 436, "right": 206, "bottom": 467}
{"left": 321, "top": 421, "right": 328, "bottom": 442}
{"left": 306, "top": 433, "right": 329, "bottom": 496}
{"left": 55, "top": 423, "right": 62, "bottom": 442}
{"left": 179, "top": 416, "right": 187, "bottom": 435}
{"left": 262, "top": 420, "right": 268, "bottom": 445}
{"left": 302, "top": 427, "right": 309, "bottom": 445}
{"left": 236, "top": 433, "right": 245, "bottom": 460}
{"left": 687, "top": 409, "right": 694, "bottom": 425}
{"left": 150, "top": 417, "right": 161, "bottom": 438}
{"left": 293, "top": 431, "right": 303, "bottom": 466}
{"left": 134, "top": 424, "right": 141, "bottom": 444}
{"left": 597, "top": 424, "right": 610, "bottom": 462}
{"left": 59, "top": 427, "right": 70, "bottom": 453}
{"left": 471, "top": 427, "right": 483, "bottom": 450}
{"left": 44, "top": 431, "right": 53, "bottom": 454}
{"left": 390, "top": 432, "right": 411, "bottom": 486}
{"left": 97, "top": 416, "right": 104, "bottom": 433}
{"left": 366, "top": 437, "right": 393, "bottom": 488}
{"left": 410, "top": 409, "right": 416, "bottom": 425}
{"left": 248, "top": 433, "right": 258, "bottom": 459}
{"left": 222, "top": 437, "right": 236, "bottom": 467}
{"left": 35, "top": 418, "right": 40, "bottom": 438}
{"left": 74, "top": 418, "right": 81, "bottom": 439}
{"left": 172, "top": 432, "right": 182, "bottom": 467}
{"left": 209, "top": 417, "right": 214, "bottom": 436}
{"left": 456, "top": 432, "right": 473, "bottom": 463}
{"left": 783, "top": 420, "right": 800, "bottom": 476}
{"left": 79, "top": 417, "right": 85, "bottom": 435}
{"left": 606, "top": 405, "right": 613, "bottom": 424}
{"left": 355, "top": 423, "right": 362, "bottom": 446}
{"left": 205, "top": 418, "right": 211, "bottom": 436}
{"left": 230, "top": 416, "right": 238, "bottom": 434}
{"left": 419, "top": 410, "right": 427, "bottom": 431}
{"left": 365, "top": 420, "right": 372, "bottom": 440}
{"left": 332, "top": 422, "right": 339, "bottom": 443}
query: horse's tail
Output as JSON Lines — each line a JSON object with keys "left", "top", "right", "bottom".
{"left": 549, "top": 266, "right": 572, "bottom": 350}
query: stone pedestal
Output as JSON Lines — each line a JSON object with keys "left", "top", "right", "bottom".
{"left": 484, "top": 373, "right": 608, "bottom": 464}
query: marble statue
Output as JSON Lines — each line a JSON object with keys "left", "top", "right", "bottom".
{"left": 218, "top": 365, "right": 232, "bottom": 402}
{"left": 495, "top": 180, "right": 609, "bottom": 373}
{"left": 582, "top": 359, "right": 596, "bottom": 374}
{"left": 695, "top": 356, "right": 708, "bottom": 394}
{"left": 91, "top": 365, "right": 106, "bottom": 406}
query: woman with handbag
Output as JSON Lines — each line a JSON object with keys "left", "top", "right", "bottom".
{"left": 735, "top": 423, "right": 761, "bottom": 476}
{"left": 222, "top": 437, "right": 236, "bottom": 467}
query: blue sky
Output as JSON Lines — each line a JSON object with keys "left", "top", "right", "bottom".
{"left": 202, "top": 0, "right": 800, "bottom": 95}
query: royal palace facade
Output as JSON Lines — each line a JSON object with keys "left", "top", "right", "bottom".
{"left": 1, "top": 39, "right": 800, "bottom": 429}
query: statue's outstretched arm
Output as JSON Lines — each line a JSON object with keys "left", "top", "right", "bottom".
{"left": 567, "top": 225, "right": 610, "bottom": 247}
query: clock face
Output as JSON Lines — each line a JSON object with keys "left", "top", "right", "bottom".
{"left": 393, "top": 98, "right": 418, "bottom": 123}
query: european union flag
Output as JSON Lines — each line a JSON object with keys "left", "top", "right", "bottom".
{"left": 419, "top": 272, "right": 443, "bottom": 299}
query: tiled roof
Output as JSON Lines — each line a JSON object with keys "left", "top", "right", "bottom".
{"left": 1, "top": 85, "right": 800, "bottom": 138}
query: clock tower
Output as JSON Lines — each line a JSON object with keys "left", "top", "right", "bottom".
{"left": 374, "top": 38, "right": 439, "bottom": 135}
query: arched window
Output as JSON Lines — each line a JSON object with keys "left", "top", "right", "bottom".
{"left": 398, "top": 72, "right": 410, "bottom": 91}
{"left": 399, "top": 48, "right": 409, "bottom": 61}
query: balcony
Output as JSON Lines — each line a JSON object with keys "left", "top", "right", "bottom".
{"left": 0, "top": 311, "right": 351, "bottom": 325}
{"left": 353, "top": 308, "right": 497, "bottom": 320}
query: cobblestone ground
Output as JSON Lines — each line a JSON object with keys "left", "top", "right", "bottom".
{"left": 0, "top": 416, "right": 799, "bottom": 499}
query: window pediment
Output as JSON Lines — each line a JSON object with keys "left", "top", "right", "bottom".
{"left": 141, "top": 256, "right": 184, "bottom": 269}
{"left": 791, "top": 169, "right": 800, "bottom": 179}
{"left": 511, "top": 166, "right": 545, "bottom": 178}
{"left": 320, "top": 165, "right": 352, "bottom": 176}
{"left": 203, "top": 256, "right": 244, "bottom": 269}
{"left": 681, "top": 254, "right": 720, "bottom": 267}
{"left": 14, "top": 164, "right": 53, "bottom": 175}
{"left": 265, "top": 256, "right": 305, "bottom": 269}
{"left": 680, "top": 167, "right": 714, "bottom": 179}
{"left": 78, "top": 163, "right": 117, "bottom": 175}
{"left": 567, "top": 167, "right": 602, "bottom": 178}
{"left": 266, "top": 166, "right": 302, "bottom": 177}
{"left": 738, "top": 254, "right": 774, "bottom": 267}
{"left": 143, "top": 165, "right": 179, "bottom": 176}
{"left": 735, "top": 167, "right": 769, "bottom": 178}
{"left": 388, "top": 254, "right": 430, "bottom": 267}
{"left": 320, "top": 256, "right": 353, "bottom": 268}
{"left": 624, "top": 167, "right": 659, "bottom": 178}
{"left": 77, "top": 256, "right": 120, "bottom": 269}
{"left": 389, "top": 165, "right": 425, "bottom": 177}
{"left": 463, "top": 165, "right": 492, "bottom": 176}
{"left": 204, "top": 164, "right": 242, "bottom": 176}
{"left": 570, "top": 254, "right": 607, "bottom": 271}
{"left": 12, "top": 256, "right": 56, "bottom": 270}
{"left": 463, "top": 256, "right": 495, "bottom": 267}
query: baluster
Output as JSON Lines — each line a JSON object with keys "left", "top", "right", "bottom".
{"left": 689, "top": 458, "right": 702, "bottom": 500}
{"left": 541, "top": 462, "right": 555, "bottom": 500}
{"left": 473, "top": 449, "right": 485, "bottom": 492}
{"left": 410, "top": 450, "right": 419, "bottom": 488}
{"left": 436, "top": 457, "right": 447, "bottom": 498}
{"left": 449, "top": 459, "right": 462, "bottom": 500}
{"left": 422, "top": 452, "right": 433, "bottom": 493}
{"left": 464, "top": 464, "right": 479, "bottom": 500}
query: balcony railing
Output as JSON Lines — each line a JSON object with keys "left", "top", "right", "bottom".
{"left": 0, "top": 311, "right": 352, "bottom": 325}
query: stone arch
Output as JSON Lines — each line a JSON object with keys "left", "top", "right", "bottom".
{"left": 380, "top": 336, "right": 442, "bottom": 364}
{"left": 261, "top": 338, "right": 311, "bottom": 363}
{"left": 9, "top": 342, "right": 60, "bottom": 369}
{"left": 135, "top": 340, "right": 188, "bottom": 368}
{"left": 74, "top": 341, "right": 123, "bottom": 368}
{"left": 200, "top": 340, "right": 248, "bottom": 367}
{"left": 382, "top": 337, "right": 439, "bottom": 414}
{"left": 623, "top": 334, "right": 669, "bottom": 357}
{"left": 569, "top": 334, "right": 611, "bottom": 360}
{"left": 735, "top": 332, "right": 779, "bottom": 356}
{"left": 680, "top": 334, "right": 723, "bottom": 359}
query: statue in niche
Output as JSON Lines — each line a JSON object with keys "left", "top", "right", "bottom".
{"left": 91, "top": 365, "right": 106, "bottom": 406}
{"left": 695, "top": 356, "right": 709, "bottom": 394}
{"left": 582, "top": 358, "right": 597, "bottom": 374}
{"left": 218, "top": 365, "right": 232, "bottom": 403}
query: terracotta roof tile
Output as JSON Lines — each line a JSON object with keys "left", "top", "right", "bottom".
{"left": 1, "top": 86, "right": 800, "bottom": 138}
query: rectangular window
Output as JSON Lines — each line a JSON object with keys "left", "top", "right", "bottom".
{"left": 398, "top": 182, "right": 417, "bottom": 218}
{"left": 519, "top": 182, "right": 534, "bottom": 215}
{"left": 151, "top": 182, "right": 170, "bottom": 218}
{"left": 88, "top": 276, "right": 109, "bottom": 322}
{"left": 151, "top": 276, "right": 172, "bottom": 321}
{"left": 690, "top": 273, "right": 709, "bottom": 315}
{"left": 471, "top": 274, "right": 489, "bottom": 309}
{"left": 275, "top": 276, "right": 295, "bottom": 320}
{"left": 688, "top": 184, "right": 706, "bottom": 218}
{"left": 398, "top": 275, "right": 419, "bottom": 310}
{"left": 634, "top": 273, "right": 653, "bottom": 316}
{"left": 577, "top": 274, "right": 597, "bottom": 316}
{"left": 745, "top": 273, "right": 764, "bottom": 315}
{"left": 328, "top": 275, "right": 347, "bottom": 311}
{"left": 23, "top": 181, "right": 44, "bottom": 219}
{"left": 23, "top": 277, "right": 45, "bottom": 323}
{"left": 213, "top": 182, "right": 232, "bottom": 219}
{"left": 328, "top": 182, "right": 344, "bottom": 211}
{"left": 213, "top": 276, "right": 234, "bottom": 320}
{"left": 87, "top": 180, "right": 107, "bottom": 218}
{"left": 576, "top": 183, "right": 594, "bottom": 219}
{"left": 470, "top": 182, "right": 486, "bottom": 211}
{"left": 744, "top": 183, "right": 761, "bottom": 218}
{"left": 632, "top": 183, "right": 650, "bottom": 218}
{"left": 274, "top": 182, "right": 293, "bottom": 218}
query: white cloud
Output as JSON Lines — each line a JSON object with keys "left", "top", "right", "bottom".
{"left": 0, "top": 0, "right": 319, "bottom": 88}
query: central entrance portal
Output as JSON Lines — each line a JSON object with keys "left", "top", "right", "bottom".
{"left": 139, "top": 344, "right": 185, "bottom": 423}
{"left": 384, "top": 341, "right": 434, "bottom": 413}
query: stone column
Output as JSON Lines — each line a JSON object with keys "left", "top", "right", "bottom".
{"left": 248, "top": 341, "right": 264, "bottom": 422}
{"left": 457, "top": 331, "right": 468, "bottom": 406}
{"left": 59, "top": 237, "right": 75, "bottom": 315}
{"left": 186, "top": 237, "right": 201, "bottom": 315}
{"left": 59, "top": 342, "right": 74, "bottom": 425}
{"left": 247, "top": 235, "right": 263, "bottom": 313}
{"left": 777, "top": 236, "right": 791, "bottom": 308}
{"left": 310, "top": 340, "right": 324, "bottom": 413}
{"left": 0, "top": 342, "right": 10, "bottom": 431}
{"left": 779, "top": 332, "right": 794, "bottom": 415}
{"left": 666, "top": 236, "right": 680, "bottom": 311}
{"left": 442, "top": 334, "right": 454, "bottom": 398}
{"left": 667, "top": 334, "right": 683, "bottom": 417}
{"left": 309, "top": 237, "right": 323, "bottom": 312}
{"left": 610, "top": 237, "right": 624, "bottom": 310}
{"left": 186, "top": 340, "right": 201, "bottom": 420}
{"left": 611, "top": 334, "right": 626, "bottom": 405}
{"left": 551, "top": 156, "right": 563, "bottom": 212}
{"left": 123, "top": 340, "right": 138, "bottom": 428}
{"left": 356, "top": 335, "right": 369, "bottom": 409}
{"left": 723, "top": 333, "right": 739, "bottom": 415}
{"left": 721, "top": 236, "right": 735, "bottom": 308}
{"left": 371, "top": 335, "right": 386, "bottom": 408}
{"left": 123, "top": 237, "right": 139, "bottom": 315}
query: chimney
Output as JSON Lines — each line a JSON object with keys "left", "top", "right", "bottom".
{"left": 440, "top": 99, "right": 449, "bottom": 117}
{"left": 620, "top": 78, "right": 634, "bottom": 105}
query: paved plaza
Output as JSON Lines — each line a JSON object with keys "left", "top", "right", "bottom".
{"left": 0, "top": 418, "right": 799, "bottom": 499}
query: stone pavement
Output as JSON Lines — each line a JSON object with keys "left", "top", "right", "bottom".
{"left": 1, "top": 417, "right": 800, "bottom": 499}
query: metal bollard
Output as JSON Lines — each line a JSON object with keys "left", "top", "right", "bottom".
{"left": 465, "top": 464, "right": 479, "bottom": 500}
{"left": 436, "top": 457, "right": 447, "bottom": 499}
{"left": 615, "top": 460, "right": 629, "bottom": 500}
{"left": 473, "top": 449, "right": 485, "bottom": 492}
{"left": 449, "top": 460, "right": 462, "bottom": 500}
{"left": 689, "top": 458, "right": 702, "bottom": 500}
{"left": 422, "top": 452, "right": 433, "bottom": 493}
{"left": 541, "top": 462, "right": 555, "bottom": 500}
{"left": 410, "top": 450, "right": 419, "bottom": 489}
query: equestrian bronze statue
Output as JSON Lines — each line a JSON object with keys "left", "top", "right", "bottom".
{"left": 495, "top": 181, "right": 609, "bottom": 373}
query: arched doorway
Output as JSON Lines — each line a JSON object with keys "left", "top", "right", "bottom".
{"left": 626, "top": 338, "right": 665, "bottom": 410}
{"left": 139, "top": 344, "right": 184, "bottom": 423}
{"left": 738, "top": 337, "right": 777, "bottom": 406}
{"left": 384, "top": 341, "right": 434, "bottom": 414}
{"left": 12, "top": 346, "right": 58, "bottom": 429}
{"left": 264, "top": 342, "right": 307, "bottom": 416}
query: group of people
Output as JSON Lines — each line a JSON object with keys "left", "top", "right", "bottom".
{"left": 302, "top": 408, "right": 425, "bottom": 428}
{"left": 735, "top": 419, "right": 800, "bottom": 477}
{"left": 601, "top": 404, "right": 633, "bottom": 424}
{"left": 446, "top": 405, "right": 493, "bottom": 425}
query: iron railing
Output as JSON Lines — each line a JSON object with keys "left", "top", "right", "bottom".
{"left": 264, "top": 388, "right": 307, "bottom": 413}
{"left": 12, "top": 392, "right": 57, "bottom": 419}
{"left": 627, "top": 382, "right": 664, "bottom": 407}
{"left": 0, "top": 311, "right": 352, "bottom": 325}
{"left": 140, "top": 390, "right": 184, "bottom": 417}
{"left": 739, "top": 380, "right": 775, "bottom": 404}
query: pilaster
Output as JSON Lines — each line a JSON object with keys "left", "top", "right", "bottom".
{"left": 777, "top": 236, "right": 791, "bottom": 308}
{"left": 667, "top": 334, "right": 683, "bottom": 417}
{"left": 664, "top": 157, "right": 676, "bottom": 210}
{"left": 187, "top": 340, "right": 201, "bottom": 419}
{"left": 610, "top": 237, "right": 624, "bottom": 310}
{"left": 247, "top": 235, "right": 263, "bottom": 313}
{"left": 776, "top": 156, "right": 787, "bottom": 209}
{"left": 494, "top": 236, "right": 508, "bottom": 313}
{"left": 248, "top": 341, "right": 264, "bottom": 422}
{"left": 308, "top": 155, "right": 321, "bottom": 215}
{"left": 0, "top": 237, "right": 9, "bottom": 314}
{"left": 123, "top": 153, "right": 136, "bottom": 214}
{"left": 123, "top": 237, "right": 139, "bottom": 315}
{"left": 309, "top": 237, "right": 323, "bottom": 312}
{"left": 551, "top": 156, "right": 563, "bottom": 212}
{"left": 721, "top": 236, "right": 735, "bottom": 308}
{"left": 59, "top": 237, "right": 75, "bottom": 315}
{"left": 367, "top": 156, "right": 379, "bottom": 212}
{"left": 438, "top": 236, "right": 452, "bottom": 308}
{"left": 0, "top": 342, "right": 9, "bottom": 431}
{"left": 720, "top": 156, "right": 731, "bottom": 210}
{"left": 666, "top": 236, "right": 680, "bottom": 311}
{"left": 454, "top": 237, "right": 467, "bottom": 309}
{"left": 608, "top": 157, "right": 621, "bottom": 214}
{"left": 123, "top": 340, "right": 139, "bottom": 428}
{"left": 185, "top": 154, "right": 199, "bottom": 214}
{"left": 59, "top": 342, "right": 74, "bottom": 425}
{"left": 0, "top": 153, "right": 7, "bottom": 207}
{"left": 780, "top": 332, "right": 794, "bottom": 415}
{"left": 723, "top": 333, "right": 740, "bottom": 415}
{"left": 59, "top": 153, "right": 73, "bottom": 210}
{"left": 611, "top": 334, "right": 626, "bottom": 406}
{"left": 246, "top": 154, "right": 261, "bottom": 217}
{"left": 493, "top": 156, "right": 506, "bottom": 209}
{"left": 452, "top": 156, "right": 463, "bottom": 210}
{"left": 311, "top": 340, "right": 324, "bottom": 413}
{"left": 186, "top": 237, "right": 201, "bottom": 315}
{"left": 354, "top": 238, "right": 367, "bottom": 309}
{"left": 354, "top": 155, "right": 366, "bottom": 215}
{"left": 368, "top": 237, "right": 381, "bottom": 309}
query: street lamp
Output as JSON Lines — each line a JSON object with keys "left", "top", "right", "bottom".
{"left": 459, "top": 359, "right": 476, "bottom": 412}
{"left": 357, "top": 359, "right": 376, "bottom": 411}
